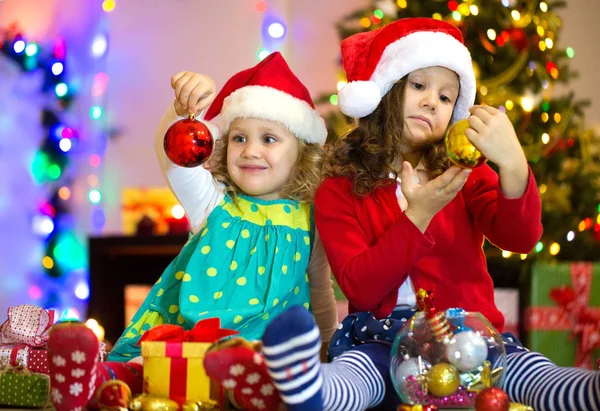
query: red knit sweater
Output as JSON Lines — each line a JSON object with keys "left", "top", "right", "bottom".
{"left": 314, "top": 164, "right": 542, "bottom": 332}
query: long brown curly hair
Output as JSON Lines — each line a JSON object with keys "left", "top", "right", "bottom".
{"left": 323, "top": 78, "right": 451, "bottom": 196}
{"left": 210, "top": 133, "right": 324, "bottom": 203}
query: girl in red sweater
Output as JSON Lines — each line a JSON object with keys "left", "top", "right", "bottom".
{"left": 256, "top": 17, "right": 600, "bottom": 411}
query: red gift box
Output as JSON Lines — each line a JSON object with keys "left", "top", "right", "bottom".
{"left": 0, "top": 305, "right": 54, "bottom": 374}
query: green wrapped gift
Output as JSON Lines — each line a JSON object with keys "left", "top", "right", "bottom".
{"left": 0, "top": 366, "right": 50, "bottom": 407}
{"left": 524, "top": 262, "right": 600, "bottom": 369}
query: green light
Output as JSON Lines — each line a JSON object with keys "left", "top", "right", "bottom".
{"left": 566, "top": 47, "right": 575, "bottom": 58}
{"left": 25, "top": 43, "right": 38, "bottom": 56}
{"left": 329, "top": 94, "right": 338, "bottom": 106}
{"left": 53, "top": 232, "right": 86, "bottom": 271}
{"left": 90, "top": 106, "right": 103, "bottom": 120}
{"left": 24, "top": 56, "right": 37, "bottom": 71}
{"left": 452, "top": 11, "right": 461, "bottom": 21}
{"left": 47, "top": 164, "right": 62, "bottom": 180}
{"left": 373, "top": 9, "right": 384, "bottom": 19}
{"left": 31, "top": 152, "right": 50, "bottom": 183}
{"left": 541, "top": 101, "right": 550, "bottom": 112}
{"left": 257, "top": 49, "right": 270, "bottom": 61}
{"left": 88, "top": 189, "right": 102, "bottom": 204}
{"left": 597, "top": 203, "right": 600, "bottom": 213}
{"left": 535, "top": 242, "right": 543, "bottom": 253}
{"left": 55, "top": 83, "right": 68, "bottom": 98}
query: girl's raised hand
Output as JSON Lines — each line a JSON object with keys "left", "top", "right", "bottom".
{"left": 465, "top": 105, "right": 527, "bottom": 171}
{"left": 170, "top": 72, "right": 217, "bottom": 117}
{"left": 402, "top": 162, "right": 471, "bottom": 232}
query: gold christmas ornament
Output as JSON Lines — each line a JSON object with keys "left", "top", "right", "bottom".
{"left": 129, "top": 394, "right": 179, "bottom": 411}
{"left": 182, "top": 399, "right": 220, "bottom": 411}
{"left": 509, "top": 402, "right": 534, "bottom": 411}
{"left": 445, "top": 119, "right": 487, "bottom": 168}
{"left": 427, "top": 363, "right": 461, "bottom": 397}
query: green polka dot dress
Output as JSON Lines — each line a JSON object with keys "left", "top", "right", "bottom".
{"left": 108, "top": 194, "right": 313, "bottom": 361}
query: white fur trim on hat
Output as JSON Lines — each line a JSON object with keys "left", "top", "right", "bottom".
{"left": 341, "top": 31, "right": 476, "bottom": 122}
{"left": 199, "top": 117, "right": 222, "bottom": 140}
{"left": 338, "top": 80, "right": 382, "bottom": 119}
{"left": 220, "top": 86, "right": 327, "bottom": 145}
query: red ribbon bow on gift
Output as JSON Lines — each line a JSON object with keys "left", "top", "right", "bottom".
{"left": 549, "top": 263, "right": 600, "bottom": 369}
{"left": 138, "top": 317, "right": 239, "bottom": 345}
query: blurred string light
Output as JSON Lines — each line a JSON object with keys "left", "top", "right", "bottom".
{"left": 91, "top": 34, "right": 108, "bottom": 58}
{"left": 86, "top": 318, "right": 105, "bottom": 341}
{"left": 172, "top": 204, "right": 185, "bottom": 220}
{"left": 0, "top": 3, "right": 110, "bottom": 314}
{"left": 102, "top": 0, "right": 116, "bottom": 13}
{"left": 13, "top": 40, "right": 25, "bottom": 53}
{"left": 256, "top": 1, "right": 287, "bottom": 61}
{"left": 51, "top": 62, "right": 64, "bottom": 75}
{"left": 267, "top": 22, "right": 286, "bottom": 39}
{"left": 1, "top": 28, "right": 80, "bottom": 306}
{"left": 87, "top": 2, "right": 112, "bottom": 237}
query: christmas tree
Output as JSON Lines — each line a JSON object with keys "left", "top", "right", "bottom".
{"left": 318, "top": 0, "right": 600, "bottom": 262}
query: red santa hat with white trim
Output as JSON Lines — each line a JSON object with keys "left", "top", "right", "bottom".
{"left": 204, "top": 52, "right": 327, "bottom": 146}
{"left": 338, "top": 17, "right": 476, "bottom": 123}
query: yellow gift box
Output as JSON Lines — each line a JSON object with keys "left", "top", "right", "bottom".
{"left": 139, "top": 319, "right": 239, "bottom": 408}
{"left": 142, "top": 341, "right": 215, "bottom": 405}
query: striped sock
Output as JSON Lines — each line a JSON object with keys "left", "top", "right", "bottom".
{"left": 322, "top": 349, "right": 386, "bottom": 411}
{"left": 262, "top": 306, "right": 324, "bottom": 410}
{"left": 503, "top": 351, "right": 600, "bottom": 411}
{"left": 263, "top": 306, "right": 387, "bottom": 411}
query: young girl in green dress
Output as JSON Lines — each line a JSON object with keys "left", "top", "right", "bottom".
{"left": 108, "top": 51, "right": 337, "bottom": 362}
{"left": 46, "top": 52, "right": 338, "bottom": 411}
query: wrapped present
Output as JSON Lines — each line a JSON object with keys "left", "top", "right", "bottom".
{"left": 0, "top": 305, "right": 54, "bottom": 374}
{"left": 0, "top": 346, "right": 49, "bottom": 374}
{"left": 140, "top": 318, "right": 238, "bottom": 407}
{"left": 0, "top": 365, "right": 50, "bottom": 407}
{"left": 524, "top": 262, "right": 600, "bottom": 369}
{"left": 494, "top": 288, "right": 519, "bottom": 337}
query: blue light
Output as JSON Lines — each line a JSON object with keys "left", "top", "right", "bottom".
{"left": 52, "top": 62, "right": 64, "bottom": 75}
{"left": 13, "top": 40, "right": 25, "bottom": 54}
{"left": 268, "top": 22, "right": 286, "bottom": 39}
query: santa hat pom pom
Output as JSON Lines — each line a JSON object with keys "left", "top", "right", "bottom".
{"left": 338, "top": 81, "right": 382, "bottom": 118}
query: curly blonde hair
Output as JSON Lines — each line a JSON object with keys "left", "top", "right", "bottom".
{"left": 323, "top": 78, "right": 451, "bottom": 196}
{"left": 210, "top": 132, "right": 324, "bottom": 203}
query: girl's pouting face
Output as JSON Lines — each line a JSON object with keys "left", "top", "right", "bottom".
{"left": 401, "top": 66, "right": 460, "bottom": 151}
{"left": 226, "top": 117, "right": 299, "bottom": 200}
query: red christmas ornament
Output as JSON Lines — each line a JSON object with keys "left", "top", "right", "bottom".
{"left": 475, "top": 387, "right": 510, "bottom": 411}
{"left": 164, "top": 114, "right": 214, "bottom": 168}
{"left": 96, "top": 380, "right": 132, "bottom": 410}
{"left": 508, "top": 28, "right": 528, "bottom": 51}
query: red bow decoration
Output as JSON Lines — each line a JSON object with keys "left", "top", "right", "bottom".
{"left": 138, "top": 318, "right": 238, "bottom": 345}
{"left": 549, "top": 263, "right": 600, "bottom": 369}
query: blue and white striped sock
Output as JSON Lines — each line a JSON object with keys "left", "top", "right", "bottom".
{"left": 322, "top": 349, "right": 385, "bottom": 411}
{"left": 262, "top": 306, "right": 386, "bottom": 411}
{"left": 262, "top": 305, "right": 324, "bottom": 410}
{"left": 503, "top": 351, "right": 600, "bottom": 411}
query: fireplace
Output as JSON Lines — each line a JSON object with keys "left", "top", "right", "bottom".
{"left": 87, "top": 234, "right": 187, "bottom": 344}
